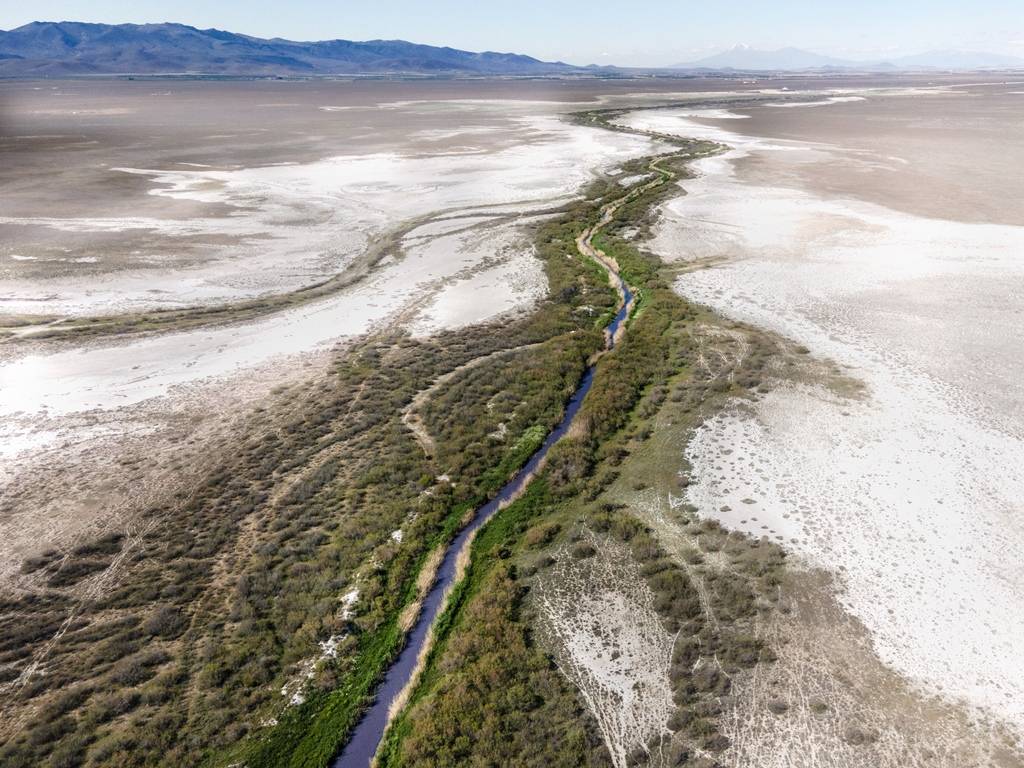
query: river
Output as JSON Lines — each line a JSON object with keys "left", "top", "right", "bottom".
{"left": 332, "top": 188, "right": 639, "bottom": 768}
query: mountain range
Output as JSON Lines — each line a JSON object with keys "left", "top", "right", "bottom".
{"left": 0, "top": 21, "right": 583, "bottom": 76}
{"left": 676, "top": 44, "right": 1024, "bottom": 71}
{"left": 2, "top": 23, "right": 1023, "bottom": 77}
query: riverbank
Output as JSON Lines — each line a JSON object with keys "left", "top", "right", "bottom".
{"left": 333, "top": 145, "right": 702, "bottom": 767}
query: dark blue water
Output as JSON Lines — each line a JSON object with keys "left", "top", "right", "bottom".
{"left": 333, "top": 277, "right": 633, "bottom": 768}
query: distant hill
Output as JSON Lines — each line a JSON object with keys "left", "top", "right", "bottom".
{"left": 886, "top": 49, "right": 1024, "bottom": 70}
{"left": 676, "top": 45, "right": 857, "bottom": 71}
{"left": 0, "top": 21, "right": 584, "bottom": 76}
{"left": 674, "top": 44, "right": 1024, "bottom": 72}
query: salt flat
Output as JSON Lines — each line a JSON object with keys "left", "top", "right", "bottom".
{"left": 1, "top": 113, "right": 647, "bottom": 316}
{"left": 622, "top": 88, "right": 1024, "bottom": 734}
{"left": 0, "top": 80, "right": 681, "bottom": 589}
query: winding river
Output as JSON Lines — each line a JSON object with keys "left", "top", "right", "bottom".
{"left": 332, "top": 164, "right": 652, "bottom": 767}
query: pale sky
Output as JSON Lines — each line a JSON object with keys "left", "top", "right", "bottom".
{"left": 2, "top": 0, "right": 1023, "bottom": 67}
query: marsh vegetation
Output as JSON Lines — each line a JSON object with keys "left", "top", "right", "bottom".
{"left": 375, "top": 136, "right": 791, "bottom": 768}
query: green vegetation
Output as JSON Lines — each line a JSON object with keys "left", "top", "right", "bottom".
{"left": 0, "top": 158, "right": 647, "bottom": 768}
{"left": 378, "top": 130, "right": 787, "bottom": 767}
{"left": 378, "top": 479, "right": 612, "bottom": 768}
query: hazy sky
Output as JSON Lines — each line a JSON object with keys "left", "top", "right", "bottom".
{"left": 3, "top": 0, "right": 1023, "bottom": 67}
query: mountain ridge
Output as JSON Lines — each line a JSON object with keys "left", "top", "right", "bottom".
{"left": 4, "top": 23, "right": 1024, "bottom": 76}
{"left": 0, "top": 21, "right": 586, "bottom": 76}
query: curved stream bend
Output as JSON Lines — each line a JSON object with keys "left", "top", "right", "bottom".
{"left": 334, "top": 156, "right": 675, "bottom": 768}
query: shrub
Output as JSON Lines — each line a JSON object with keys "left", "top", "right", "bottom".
{"left": 142, "top": 606, "right": 186, "bottom": 639}
{"left": 571, "top": 542, "right": 597, "bottom": 559}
